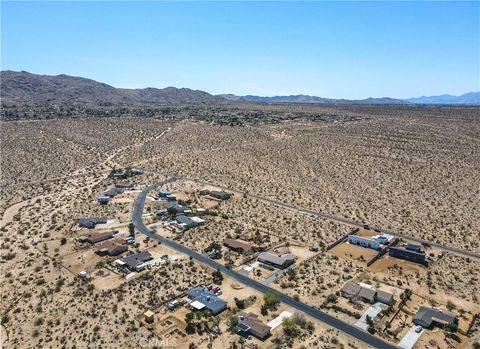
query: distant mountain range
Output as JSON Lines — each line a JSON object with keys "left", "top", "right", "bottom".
{"left": 1, "top": 71, "right": 478, "bottom": 106}
{"left": 403, "top": 92, "right": 480, "bottom": 105}
{"left": 219, "top": 94, "right": 408, "bottom": 105}
{"left": 0, "top": 71, "right": 223, "bottom": 105}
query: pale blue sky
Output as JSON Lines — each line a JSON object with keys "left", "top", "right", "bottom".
{"left": 1, "top": 1, "right": 479, "bottom": 99}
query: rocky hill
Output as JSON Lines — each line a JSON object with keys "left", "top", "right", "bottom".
{"left": 0, "top": 71, "right": 223, "bottom": 105}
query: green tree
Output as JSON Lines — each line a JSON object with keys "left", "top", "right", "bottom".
{"left": 128, "top": 223, "right": 135, "bottom": 237}
{"left": 446, "top": 301, "right": 456, "bottom": 311}
{"left": 227, "top": 316, "right": 239, "bottom": 332}
{"left": 264, "top": 292, "right": 280, "bottom": 309}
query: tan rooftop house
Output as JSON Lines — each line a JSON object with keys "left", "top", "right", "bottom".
{"left": 236, "top": 312, "right": 271, "bottom": 340}
{"left": 78, "top": 231, "right": 113, "bottom": 244}
{"left": 95, "top": 238, "right": 128, "bottom": 256}
{"left": 144, "top": 310, "right": 155, "bottom": 324}
{"left": 223, "top": 239, "right": 254, "bottom": 255}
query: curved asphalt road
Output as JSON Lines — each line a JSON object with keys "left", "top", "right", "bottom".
{"left": 132, "top": 178, "right": 399, "bottom": 349}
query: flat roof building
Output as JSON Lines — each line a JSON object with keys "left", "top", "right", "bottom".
{"left": 389, "top": 246, "right": 427, "bottom": 265}
{"left": 258, "top": 252, "right": 295, "bottom": 269}
{"left": 97, "top": 196, "right": 110, "bottom": 204}
{"left": 176, "top": 215, "right": 204, "bottom": 229}
{"left": 185, "top": 287, "right": 227, "bottom": 315}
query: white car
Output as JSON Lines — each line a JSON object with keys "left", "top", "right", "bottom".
{"left": 415, "top": 325, "right": 423, "bottom": 333}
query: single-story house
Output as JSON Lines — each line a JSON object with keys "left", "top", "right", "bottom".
{"left": 104, "top": 187, "right": 124, "bottom": 197}
{"left": 121, "top": 251, "right": 153, "bottom": 271}
{"left": 176, "top": 215, "right": 204, "bottom": 229}
{"left": 166, "top": 194, "right": 177, "bottom": 202}
{"left": 413, "top": 306, "right": 457, "bottom": 329}
{"left": 115, "top": 182, "right": 134, "bottom": 188}
{"left": 185, "top": 287, "right": 227, "bottom": 315}
{"left": 388, "top": 246, "right": 427, "bottom": 265}
{"left": 131, "top": 168, "right": 144, "bottom": 176}
{"left": 341, "top": 281, "right": 394, "bottom": 305}
{"left": 78, "top": 231, "right": 113, "bottom": 244}
{"left": 236, "top": 312, "right": 272, "bottom": 340}
{"left": 348, "top": 233, "right": 394, "bottom": 250}
{"left": 159, "top": 190, "right": 172, "bottom": 198}
{"left": 166, "top": 201, "right": 187, "bottom": 213}
{"left": 375, "top": 290, "right": 394, "bottom": 305}
{"left": 257, "top": 252, "right": 295, "bottom": 269}
{"left": 97, "top": 196, "right": 110, "bottom": 204}
{"left": 209, "top": 191, "right": 231, "bottom": 200}
{"left": 223, "top": 239, "right": 254, "bottom": 255}
{"left": 405, "top": 244, "right": 423, "bottom": 253}
{"left": 95, "top": 238, "right": 128, "bottom": 256}
{"left": 77, "top": 217, "right": 108, "bottom": 229}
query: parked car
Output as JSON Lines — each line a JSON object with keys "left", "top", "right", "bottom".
{"left": 415, "top": 326, "right": 422, "bottom": 333}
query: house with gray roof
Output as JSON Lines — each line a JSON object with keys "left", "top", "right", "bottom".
{"left": 236, "top": 312, "right": 271, "bottom": 340}
{"left": 341, "top": 281, "right": 394, "bottom": 305}
{"left": 257, "top": 252, "right": 295, "bottom": 269}
{"left": 185, "top": 287, "right": 227, "bottom": 315}
{"left": 77, "top": 217, "right": 108, "bottom": 228}
{"left": 413, "top": 306, "right": 457, "bottom": 329}
{"left": 121, "top": 251, "right": 153, "bottom": 271}
{"left": 176, "top": 215, "right": 204, "bottom": 229}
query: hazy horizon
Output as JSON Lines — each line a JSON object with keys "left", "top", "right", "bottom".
{"left": 2, "top": 1, "right": 479, "bottom": 99}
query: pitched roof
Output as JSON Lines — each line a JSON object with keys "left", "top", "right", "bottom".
{"left": 237, "top": 312, "right": 271, "bottom": 338}
{"left": 358, "top": 286, "right": 376, "bottom": 302}
{"left": 375, "top": 290, "right": 394, "bottom": 304}
{"left": 78, "top": 231, "right": 113, "bottom": 244}
{"left": 413, "top": 306, "right": 457, "bottom": 327}
{"left": 121, "top": 251, "right": 152, "bottom": 269}
{"left": 341, "top": 281, "right": 361, "bottom": 297}
{"left": 258, "top": 252, "right": 295, "bottom": 266}
{"left": 224, "top": 239, "right": 253, "bottom": 252}
{"left": 95, "top": 238, "right": 128, "bottom": 255}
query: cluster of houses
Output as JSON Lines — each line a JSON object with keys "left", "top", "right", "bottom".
{"left": 77, "top": 228, "right": 134, "bottom": 256}
{"left": 111, "top": 168, "right": 144, "bottom": 178}
{"left": 341, "top": 281, "right": 458, "bottom": 331}
{"left": 170, "top": 285, "right": 282, "bottom": 341}
{"left": 156, "top": 190, "right": 206, "bottom": 230}
{"left": 199, "top": 189, "right": 231, "bottom": 201}
{"left": 348, "top": 233, "right": 428, "bottom": 265}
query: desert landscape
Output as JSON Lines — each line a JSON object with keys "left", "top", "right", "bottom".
{"left": 2, "top": 99, "right": 480, "bottom": 349}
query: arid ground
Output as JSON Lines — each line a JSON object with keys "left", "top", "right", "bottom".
{"left": 1, "top": 104, "right": 479, "bottom": 348}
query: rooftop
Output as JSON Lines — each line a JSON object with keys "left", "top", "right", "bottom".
{"left": 185, "top": 287, "right": 227, "bottom": 315}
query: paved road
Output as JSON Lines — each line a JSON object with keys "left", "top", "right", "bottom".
{"left": 181, "top": 176, "right": 480, "bottom": 260}
{"left": 132, "top": 178, "right": 399, "bottom": 349}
